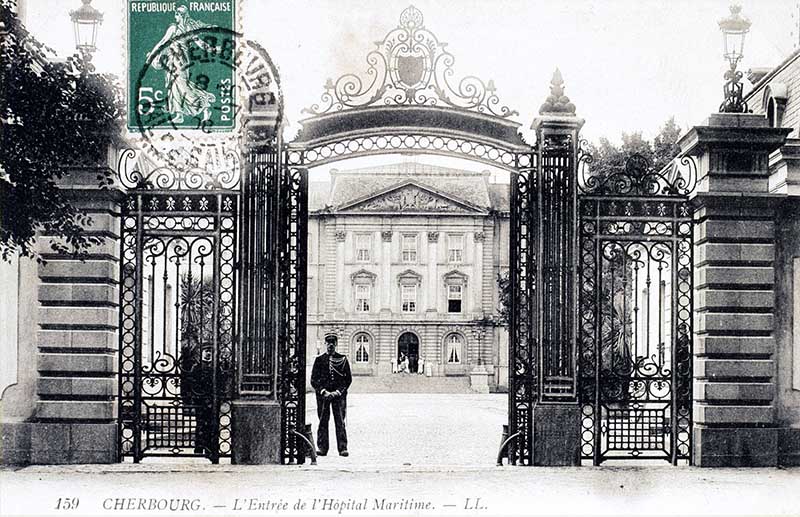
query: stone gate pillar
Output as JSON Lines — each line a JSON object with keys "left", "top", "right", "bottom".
{"left": 530, "top": 70, "right": 584, "bottom": 466}
{"left": 32, "top": 157, "right": 124, "bottom": 464}
{"left": 679, "top": 113, "right": 790, "bottom": 466}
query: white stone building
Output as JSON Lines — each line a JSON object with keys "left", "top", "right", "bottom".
{"left": 305, "top": 163, "right": 510, "bottom": 390}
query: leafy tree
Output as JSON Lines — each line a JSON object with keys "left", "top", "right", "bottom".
{"left": 586, "top": 117, "right": 682, "bottom": 177}
{"left": 0, "top": 0, "right": 123, "bottom": 261}
{"left": 652, "top": 117, "right": 682, "bottom": 172}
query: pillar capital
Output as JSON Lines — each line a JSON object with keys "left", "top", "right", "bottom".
{"left": 679, "top": 113, "right": 789, "bottom": 156}
{"left": 679, "top": 113, "right": 789, "bottom": 196}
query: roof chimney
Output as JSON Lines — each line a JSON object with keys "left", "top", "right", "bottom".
{"left": 746, "top": 67, "right": 771, "bottom": 85}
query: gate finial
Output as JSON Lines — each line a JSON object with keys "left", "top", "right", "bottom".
{"left": 539, "top": 68, "right": 576, "bottom": 116}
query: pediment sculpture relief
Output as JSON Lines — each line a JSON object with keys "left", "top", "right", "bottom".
{"left": 354, "top": 186, "right": 469, "bottom": 213}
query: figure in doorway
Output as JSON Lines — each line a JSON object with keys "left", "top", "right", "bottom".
{"left": 398, "top": 353, "right": 410, "bottom": 374}
{"left": 310, "top": 335, "right": 352, "bottom": 457}
{"left": 418, "top": 357, "right": 425, "bottom": 375}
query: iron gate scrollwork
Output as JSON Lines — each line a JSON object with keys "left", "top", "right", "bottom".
{"left": 118, "top": 156, "right": 238, "bottom": 462}
{"left": 577, "top": 151, "right": 696, "bottom": 464}
{"left": 240, "top": 141, "right": 309, "bottom": 465}
{"left": 508, "top": 152, "right": 537, "bottom": 465}
{"left": 278, "top": 160, "right": 308, "bottom": 464}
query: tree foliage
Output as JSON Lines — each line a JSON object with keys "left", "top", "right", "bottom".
{"left": 586, "top": 118, "right": 683, "bottom": 177}
{"left": 0, "top": 0, "right": 124, "bottom": 261}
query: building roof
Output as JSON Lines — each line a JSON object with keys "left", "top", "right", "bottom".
{"left": 744, "top": 48, "right": 800, "bottom": 105}
{"left": 308, "top": 163, "right": 510, "bottom": 214}
{"left": 487, "top": 184, "right": 510, "bottom": 213}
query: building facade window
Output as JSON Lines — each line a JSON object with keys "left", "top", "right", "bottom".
{"left": 401, "top": 284, "right": 417, "bottom": 312}
{"left": 355, "top": 284, "right": 371, "bottom": 312}
{"left": 446, "top": 333, "right": 463, "bottom": 364}
{"left": 448, "top": 234, "right": 463, "bottom": 263}
{"left": 350, "top": 269, "right": 377, "bottom": 313}
{"left": 354, "top": 333, "right": 370, "bottom": 363}
{"left": 443, "top": 270, "right": 468, "bottom": 314}
{"left": 355, "top": 233, "right": 371, "bottom": 262}
{"left": 447, "top": 284, "right": 463, "bottom": 313}
{"left": 401, "top": 234, "right": 417, "bottom": 263}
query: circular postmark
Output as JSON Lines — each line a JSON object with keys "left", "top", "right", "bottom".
{"left": 126, "top": 21, "right": 282, "bottom": 190}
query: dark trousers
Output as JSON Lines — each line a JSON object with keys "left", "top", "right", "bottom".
{"left": 316, "top": 393, "right": 347, "bottom": 453}
{"left": 186, "top": 402, "right": 214, "bottom": 453}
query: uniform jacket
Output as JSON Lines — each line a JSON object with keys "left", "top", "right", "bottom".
{"left": 310, "top": 352, "right": 353, "bottom": 395}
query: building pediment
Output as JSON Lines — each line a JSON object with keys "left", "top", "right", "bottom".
{"left": 350, "top": 269, "right": 377, "bottom": 284}
{"left": 338, "top": 182, "right": 484, "bottom": 214}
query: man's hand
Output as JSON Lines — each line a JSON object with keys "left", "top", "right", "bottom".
{"left": 331, "top": 390, "right": 341, "bottom": 399}
{"left": 320, "top": 389, "right": 330, "bottom": 398}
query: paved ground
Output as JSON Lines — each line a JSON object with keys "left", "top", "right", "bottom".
{"left": 304, "top": 393, "right": 506, "bottom": 466}
{"left": 2, "top": 394, "right": 799, "bottom": 517}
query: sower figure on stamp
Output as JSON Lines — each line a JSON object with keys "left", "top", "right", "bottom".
{"left": 311, "top": 335, "right": 352, "bottom": 457}
{"left": 145, "top": 5, "right": 216, "bottom": 124}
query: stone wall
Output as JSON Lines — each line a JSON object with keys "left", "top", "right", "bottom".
{"left": 0, "top": 257, "right": 40, "bottom": 464}
{"left": 775, "top": 199, "right": 800, "bottom": 465}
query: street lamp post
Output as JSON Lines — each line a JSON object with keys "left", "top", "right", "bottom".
{"left": 69, "top": 0, "right": 103, "bottom": 71}
{"left": 471, "top": 326, "right": 486, "bottom": 367}
{"left": 718, "top": 4, "right": 751, "bottom": 113}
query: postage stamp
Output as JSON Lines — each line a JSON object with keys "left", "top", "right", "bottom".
{"left": 127, "top": 0, "right": 237, "bottom": 132}
{"left": 123, "top": 0, "right": 282, "bottom": 186}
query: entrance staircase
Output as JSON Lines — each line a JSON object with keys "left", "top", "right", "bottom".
{"left": 349, "top": 374, "right": 472, "bottom": 394}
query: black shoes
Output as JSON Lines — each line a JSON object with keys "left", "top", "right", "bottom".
{"left": 315, "top": 449, "right": 348, "bottom": 457}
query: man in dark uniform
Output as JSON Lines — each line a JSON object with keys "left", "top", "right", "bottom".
{"left": 310, "top": 335, "right": 352, "bottom": 456}
{"left": 179, "top": 331, "right": 214, "bottom": 454}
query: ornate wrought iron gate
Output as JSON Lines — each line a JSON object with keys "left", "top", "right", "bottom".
{"left": 117, "top": 140, "right": 306, "bottom": 464}
{"left": 577, "top": 154, "right": 695, "bottom": 464}
{"left": 118, "top": 159, "right": 238, "bottom": 462}
{"left": 239, "top": 140, "right": 309, "bottom": 465}
{"left": 509, "top": 154, "right": 537, "bottom": 465}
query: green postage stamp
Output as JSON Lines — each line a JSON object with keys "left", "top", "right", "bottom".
{"left": 127, "top": 1, "right": 237, "bottom": 132}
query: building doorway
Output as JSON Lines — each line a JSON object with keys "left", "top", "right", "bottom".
{"left": 398, "top": 332, "right": 420, "bottom": 374}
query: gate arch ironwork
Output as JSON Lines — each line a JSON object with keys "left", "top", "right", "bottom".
{"left": 270, "top": 5, "right": 540, "bottom": 465}
{"left": 576, "top": 150, "right": 697, "bottom": 464}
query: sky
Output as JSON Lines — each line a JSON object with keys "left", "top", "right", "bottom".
{"left": 18, "top": 0, "right": 799, "bottom": 178}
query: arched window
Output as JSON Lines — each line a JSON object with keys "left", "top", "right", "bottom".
{"left": 446, "top": 333, "right": 463, "bottom": 364}
{"left": 767, "top": 98, "right": 776, "bottom": 128}
{"left": 354, "top": 333, "right": 370, "bottom": 363}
